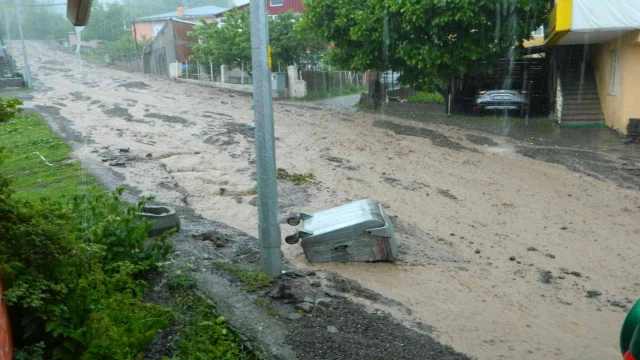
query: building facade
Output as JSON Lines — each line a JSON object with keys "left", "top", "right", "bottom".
{"left": 131, "top": 5, "right": 229, "bottom": 42}
{"left": 545, "top": 0, "right": 640, "bottom": 133}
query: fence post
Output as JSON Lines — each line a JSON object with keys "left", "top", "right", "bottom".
{"left": 339, "top": 72, "right": 343, "bottom": 93}
{"left": 241, "top": 61, "right": 244, "bottom": 84}
{"left": 323, "top": 71, "right": 327, "bottom": 93}
{"left": 210, "top": 62, "right": 213, "bottom": 81}
{"left": 185, "top": 60, "right": 189, "bottom": 79}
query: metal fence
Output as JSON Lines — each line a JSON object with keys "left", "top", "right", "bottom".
{"left": 300, "top": 71, "right": 365, "bottom": 96}
{"left": 178, "top": 61, "right": 253, "bottom": 85}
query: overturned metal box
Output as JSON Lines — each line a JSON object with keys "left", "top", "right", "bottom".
{"left": 285, "top": 199, "right": 398, "bottom": 263}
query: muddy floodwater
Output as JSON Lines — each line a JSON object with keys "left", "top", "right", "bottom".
{"left": 9, "top": 42, "right": 640, "bottom": 360}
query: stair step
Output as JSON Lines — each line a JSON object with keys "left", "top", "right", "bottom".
{"left": 561, "top": 115, "right": 604, "bottom": 121}
{"left": 563, "top": 109, "right": 604, "bottom": 116}
{"left": 563, "top": 96, "right": 600, "bottom": 101}
{"left": 562, "top": 87, "right": 598, "bottom": 94}
{"left": 563, "top": 104, "right": 603, "bottom": 111}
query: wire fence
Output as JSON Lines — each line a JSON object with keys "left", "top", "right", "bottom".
{"left": 300, "top": 71, "right": 365, "bottom": 96}
{"left": 178, "top": 61, "right": 253, "bottom": 85}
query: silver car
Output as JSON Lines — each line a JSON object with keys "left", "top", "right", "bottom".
{"left": 474, "top": 89, "right": 529, "bottom": 115}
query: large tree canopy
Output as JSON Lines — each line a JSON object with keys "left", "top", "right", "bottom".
{"left": 301, "top": 0, "right": 549, "bottom": 90}
{"left": 190, "top": 10, "right": 326, "bottom": 70}
{"left": 83, "top": 2, "right": 132, "bottom": 42}
{"left": 190, "top": 9, "right": 252, "bottom": 69}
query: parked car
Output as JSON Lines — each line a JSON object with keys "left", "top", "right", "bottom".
{"left": 474, "top": 89, "right": 529, "bottom": 116}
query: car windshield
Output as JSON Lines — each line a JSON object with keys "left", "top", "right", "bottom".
{"left": 1, "top": 0, "right": 639, "bottom": 359}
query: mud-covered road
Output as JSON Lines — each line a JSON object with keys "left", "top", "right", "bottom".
{"left": 11, "top": 42, "right": 640, "bottom": 360}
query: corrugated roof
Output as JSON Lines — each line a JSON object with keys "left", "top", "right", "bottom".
{"left": 135, "top": 5, "right": 228, "bottom": 22}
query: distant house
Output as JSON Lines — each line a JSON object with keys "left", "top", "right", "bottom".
{"left": 142, "top": 18, "right": 199, "bottom": 76}
{"left": 131, "top": 5, "right": 229, "bottom": 42}
{"left": 67, "top": 32, "right": 103, "bottom": 49}
{"left": 267, "top": 0, "right": 305, "bottom": 16}
{"left": 217, "top": 0, "right": 305, "bottom": 21}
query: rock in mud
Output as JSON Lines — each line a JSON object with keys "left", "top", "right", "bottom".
{"left": 586, "top": 290, "right": 602, "bottom": 298}
{"left": 539, "top": 270, "right": 554, "bottom": 284}
{"left": 509, "top": 256, "right": 516, "bottom": 261}
{"left": 561, "top": 269, "right": 582, "bottom": 277}
{"left": 269, "top": 283, "right": 295, "bottom": 300}
{"left": 315, "top": 298, "right": 333, "bottom": 308}
{"left": 545, "top": 253, "right": 556, "bottom": 259}
{"left": 527, "top": 247, "right": 538, "bottom": 251}
{"left": 327, "top": 326, "right": 339, "bottom": 334}
{"left": 287, "top": 313, "right": 303, "bottom": 320}
{"left": 295, "top": 302, "right": 314, "bottom": 313}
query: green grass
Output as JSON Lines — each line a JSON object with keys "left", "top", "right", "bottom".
{"left": 295, "top": 84, "right": 367, "bottom": 101}
{"left": 167, "top": 272, "right": 252, "bottom": 359}
{"left": 213, "top": 262, "right": 274, "bottom": 292}
{"left": 276, "top": 168, "right": 316, "bottom": 185}
{"left": 83, "top": 53, "right": 107, "bottom": 63}
{"left": 0, "top": 115, "right": 95, "bottom": 202}
{"left": 405, "top": 91, "right": 445, "bottom": 104}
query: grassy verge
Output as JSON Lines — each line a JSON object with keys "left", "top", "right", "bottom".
{"left": 1, "top": 102, "right": 252, "bottom": 359}
{"left": 405, "top": 91, "right": 445, "bottom": 104}
{"left": 0, "top": 114, "right": 95, "bottom": 202}
{"left": 166, "top": 271, "right": 253, "bottom": 359}
{"left": 295, "top": 84, "right": 366, "bottom": 101}
{"left": 213, "top": 262, "right": 274, "bottom": 292}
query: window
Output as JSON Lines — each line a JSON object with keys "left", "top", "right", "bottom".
{"left": 270, "top": 0, "right": 283, "bottom": 6}
{"left": 151, "top": 23, "right": 164, "bottom": 37}
{"left": 532, "top": 26, "right": 544, "bottom": 37}
{"left": 611, "top": 49, "right": 619, "bottom": 95}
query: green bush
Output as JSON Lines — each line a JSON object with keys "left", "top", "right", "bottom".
{"left": 406, "top": 91, "right": 445, "bottom": 104}
{"left": 0, "top": 97, "right": 23, "bottom": 122}
{"left": 167, "top": 272, "right": 247, "bottom": 359}
{"left": 0, "top": 163, "right": 172, "bottom": 359}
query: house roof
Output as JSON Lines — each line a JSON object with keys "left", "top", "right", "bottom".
{"left": 134, "top": 5, "right": 228, "bottom": 22}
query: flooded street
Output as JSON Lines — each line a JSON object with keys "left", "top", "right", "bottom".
{"left": 15, "top": 42, "right": 640, "bottom": 359}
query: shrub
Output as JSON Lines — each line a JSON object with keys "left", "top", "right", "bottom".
{"left": 406, "top": 91, "right": 445, "bottom": 104}
{"left": 0, "top": 97, "right": 23, "bottom": 122}
{"left": 0, "top": 159, "right": 172, "bottom": 358}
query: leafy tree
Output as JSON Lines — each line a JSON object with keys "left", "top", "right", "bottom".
{"left": 83, "top": 1, "right": 132, "bottom": 42}
{"left": 301, "top": 0, "right": 549, "bottom": 94}
{"left": 269, "top": 12, "right": 326, "bottom": 69}
{"left": 191, "top": 9, "right": 326, "bottom": 70}
{"left": 5, "top": 2, "right": 73, "bottom": 40}
{"left": 190, "top": 8, "right": 251, "bottom": 69}
{"left": 106, "top": 33, "right": 150, "bottom": 61}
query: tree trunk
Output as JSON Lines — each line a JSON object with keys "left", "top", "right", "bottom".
{"left": 359, "top": 71, "right": 383, "bottom": 110}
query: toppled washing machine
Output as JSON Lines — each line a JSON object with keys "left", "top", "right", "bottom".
{"left": 285, "top": 199, "right": 398, "bottom": 263}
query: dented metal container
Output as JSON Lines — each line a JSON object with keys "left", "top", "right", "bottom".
{"left": 285, "top": 199, "right": 398, "bottom": 263}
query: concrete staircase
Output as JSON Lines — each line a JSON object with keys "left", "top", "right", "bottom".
{"left": 557, "top": 46, "right": 605, "bottom": 124}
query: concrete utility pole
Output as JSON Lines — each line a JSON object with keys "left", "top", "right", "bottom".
{"left": 250, "top": 0, "right": 281, "bottom": 277}
{"left": 14, "top": 0, "right": 31, "bottom": 87}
